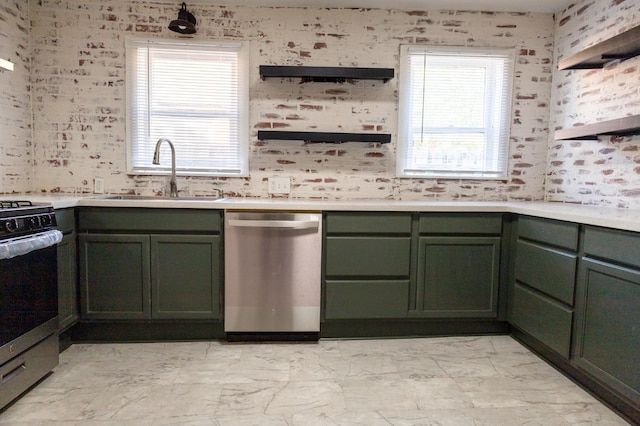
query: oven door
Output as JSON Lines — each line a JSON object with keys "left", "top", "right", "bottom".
{"left": 0, "top": 231, "right": 61, "bottom": 365}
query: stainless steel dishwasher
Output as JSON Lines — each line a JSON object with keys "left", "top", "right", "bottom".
{"left": 224, "top": 211, "right": 322, "bottom": 341}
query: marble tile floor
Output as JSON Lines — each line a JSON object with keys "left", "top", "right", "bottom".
{"left": 0, "top": 336, "right": 629, "bottom": 425}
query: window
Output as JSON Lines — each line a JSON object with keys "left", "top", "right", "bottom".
{"left": 397, "top": 45, "right": 514, "bottom": 179}
{"left": 126, "top": 38, "right": 249, "bottom": 176}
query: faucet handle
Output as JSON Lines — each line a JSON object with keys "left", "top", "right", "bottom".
{"left": 212, "top": 188, "right": 224, "bottom": 199}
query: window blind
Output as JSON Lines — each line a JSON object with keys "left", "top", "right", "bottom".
{"left": 397, "top": 45, "right": 514, "bottom": 179}
{"left": 126, "top": 38, "right": 249, "bottom": 176}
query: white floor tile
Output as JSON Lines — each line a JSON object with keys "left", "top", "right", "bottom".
{"left": 0, "top": 336, "right": 629, "bottom": 425}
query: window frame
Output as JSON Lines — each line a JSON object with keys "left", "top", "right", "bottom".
{"left": 397, "top": 45, "right": 515, "bottom": 180}
{"left": 125, "top": 37, "right": 249, "bottom": 177}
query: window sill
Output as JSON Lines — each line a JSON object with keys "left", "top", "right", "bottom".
{"left": 397, "top": 172, "right": 508, "bottom": 180}
{"left": 127, "top": 170, "right": 248, "bottom": 178}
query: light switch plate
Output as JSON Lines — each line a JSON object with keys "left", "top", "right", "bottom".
{"left": 268, "top": 177, "right": 290, "bottom": 194}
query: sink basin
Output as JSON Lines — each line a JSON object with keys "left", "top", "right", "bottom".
{"left": 94, "top": 195, "right": 225, "bottom": 201}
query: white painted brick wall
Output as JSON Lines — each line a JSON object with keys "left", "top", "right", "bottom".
{"left": 7, "top": 1, "right": 555, "bottom": 201}
{"left": 0, "top": 0, "right": 31, "bottom": 195}
{"left": 548, "top": 0, "right": 640, "bottom": 208}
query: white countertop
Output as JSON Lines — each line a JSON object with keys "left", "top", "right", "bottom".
{"left": 15, "top": 194, "right": 640, "bottom": 233}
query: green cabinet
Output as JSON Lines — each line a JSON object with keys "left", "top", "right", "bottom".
{"left": 79, "top": 234, "right": 151, "bottom": 319}
{"left": 414, "top": 213, "right": 502, "bottom": 318}
{"left": 510, "top": 216, "right": 578, "bottom": 358}
{"left": 56, "top": 208, "right": 78, "bottom": 331}
{"left": 324, "top": 212, "right": 504, "bottom": 320}
{"left": 324, "top": 212, "right": 412, "bottom": 319}
{"left": 574, "top": 227, "right": 640, "bottom": 406}
{"left": 78, "top": 208, "right": 222, "bottom": 321}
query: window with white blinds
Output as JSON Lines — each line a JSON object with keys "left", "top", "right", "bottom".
{"left": 126, "top": 38, "right": 249, "bottom": 176}
{"left": 397, "top": 45, "right": 514, "bottom": 179}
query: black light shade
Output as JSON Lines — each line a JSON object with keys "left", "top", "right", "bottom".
{"left": 169, "top": 2, "right": 196, "bottom": 34}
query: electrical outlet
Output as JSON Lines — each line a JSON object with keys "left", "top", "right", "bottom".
{"left": 93, "top": 177, "right": 105, "bottom": 194}
{"left": 268, "top": 177, "right": 290, "bottom": 194}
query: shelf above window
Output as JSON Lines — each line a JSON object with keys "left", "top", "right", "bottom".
{"left": 259, "top": 65, "right": 394, "bottom": 82}
{"left": 257, "top": 130, "right": 391, "bottom": 144}
{"left": 554, "top": 115, "right": 640, "bottom": 140}
{"left": 558, "top": 25, "right": 640, "bottom": 70}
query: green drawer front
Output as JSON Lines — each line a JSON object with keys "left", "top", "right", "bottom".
{"left": 584, "top": 226, "right": 640, "bottom": 268}
{"left": 55, "top": 208, "right": 75, "bottom": 234}
{"left": 511, "top": 283, "right": 573, "bottom": 358}
{"left": 515, "top": 240, "right": 577, "bottom": 305}
{"left": 325, "top": 212, "right": 412, "bottom": 234}
{"left": 518, "top": 216, "right": 578, "bottom": 250}
{"left": 325, "top": 280, "right": 409, "bottom": 319}
{"left": 325, "top": 236, "right": 411, "bottom": 277}
{"left": 419, "top": 213, "right": 502, "bottom": 234}
{"left": 79, "top": 208, "right": 222, "bottom": 233}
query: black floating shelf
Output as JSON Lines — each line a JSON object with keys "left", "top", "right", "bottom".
{"left": 558, "top": 25, "right": 640, "bottom": 70}
{"left": 554, "top": 115, "right": 640, "bottom": 140}
{"left": 258, "top": 130, "right": 391, "bottom": 144}
{"left": 259, "top": 65, "right": 394, "bottom": 82}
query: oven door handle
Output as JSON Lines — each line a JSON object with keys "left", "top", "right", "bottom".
{"left": 0, "top": 230, "right": 63, "bottom": 260}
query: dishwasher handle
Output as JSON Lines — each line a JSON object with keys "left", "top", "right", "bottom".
{"left": 228, "top": 218, "right": 319, "bottom": 230}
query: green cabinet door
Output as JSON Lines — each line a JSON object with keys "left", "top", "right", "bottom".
{"left": 57, "top": 232, "right": 78, "bottom": 331}
{"left": 151, "top": 235, "right": 221, "bottom": 319}
{"left": 56, "top": 208, "right": 78, "bottom": 331}
{"left": 575, "top": 258, "right": 640, "bottom": 405}
{"left": 415, "top": 236, "right": 501, "bottom": 318}
{"left": 79, "top": 234, "right": 151, "bottom": 319}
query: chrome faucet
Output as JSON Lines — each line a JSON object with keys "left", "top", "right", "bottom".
{"left": 152, "top": 138, "right": 178, "bottom": 197}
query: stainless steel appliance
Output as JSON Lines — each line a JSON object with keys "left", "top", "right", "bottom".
{"left": 224, "top": 211, "right": 322, "bottom": 341}
{"left": 0, "top": 201, "right": 62, "bottom": 410}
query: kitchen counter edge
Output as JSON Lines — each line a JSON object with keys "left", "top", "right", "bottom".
{"left": 20, "top": 195, "right": 640, "bottom": 233}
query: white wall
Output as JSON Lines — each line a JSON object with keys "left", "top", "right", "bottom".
{"left": 21, "top": 1, "right": 554, "bottom": 200}
{"left": 548, "top": 0, "right": 640, "bottom": 208}
{"left": 0, "top": 0, "right": 32, "bottom": 194}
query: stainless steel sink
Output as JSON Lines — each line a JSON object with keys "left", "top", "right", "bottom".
{"left": 94, "top": 195, "right": 225, "bottom": 201}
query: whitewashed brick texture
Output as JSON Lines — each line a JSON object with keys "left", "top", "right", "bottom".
{"left": 0, "top": 0, "right": 31, "bottom": 194}
{"left": 10, "top": 1, "right": 554, "bottom": 200}
{"left": 549, "top": 0, "right": 640, "bottom": 208}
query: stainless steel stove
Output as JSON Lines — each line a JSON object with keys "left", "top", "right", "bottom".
{"left": 0, "top": 200, "right": 58, "bottom": 240}
{"left": 0, "top": 200, "right": 61, "bottom": 411}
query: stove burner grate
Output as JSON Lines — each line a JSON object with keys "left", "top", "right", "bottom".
{"left": 0, "top": 200, "right": 35, "bottom": 209}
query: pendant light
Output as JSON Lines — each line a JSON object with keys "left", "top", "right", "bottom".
{"left": 169, "top": 2, "right": 197, "bottom": 35}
